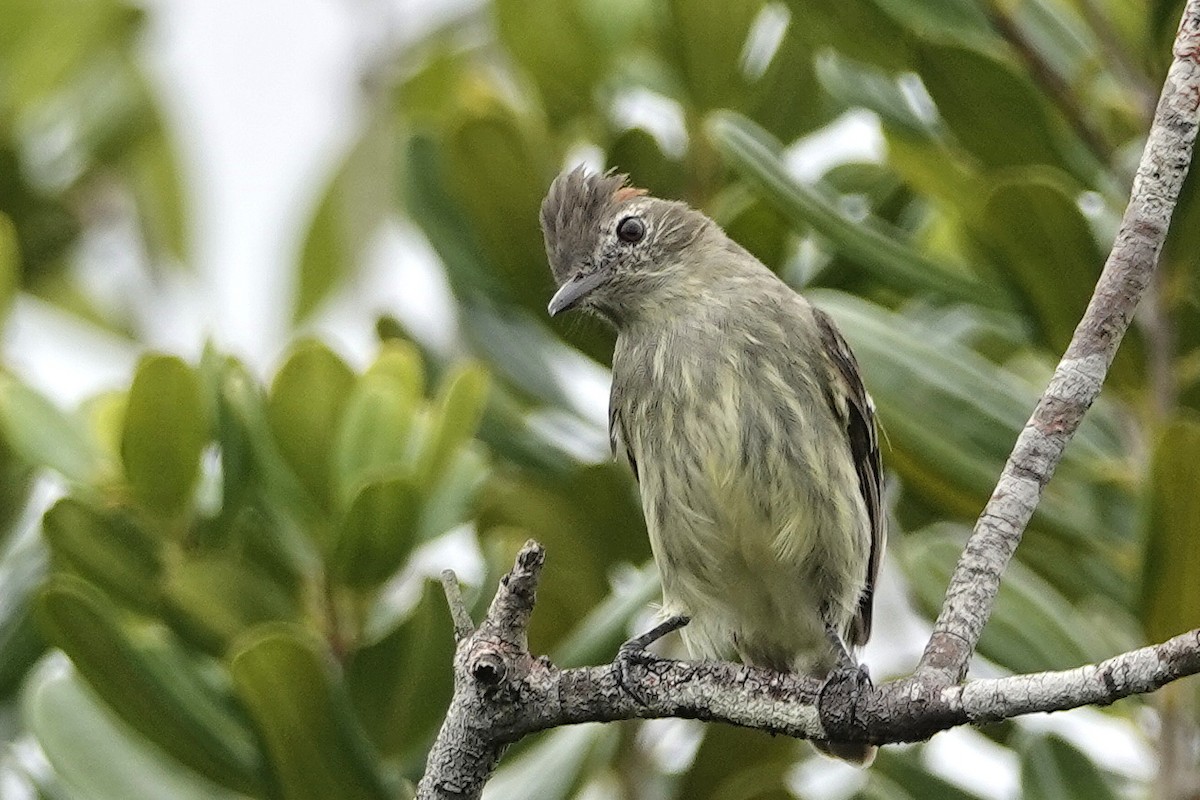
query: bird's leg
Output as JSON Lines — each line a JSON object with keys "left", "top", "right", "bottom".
{"left": 819, "top": 617, "right": 872, "bottom": 714}
{"left": 615, "top": 614, "right": 690, "bottom": 705}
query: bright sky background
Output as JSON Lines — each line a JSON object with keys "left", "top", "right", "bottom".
{"left": 1, "top": 1, "right": 1157, "bottom": 796}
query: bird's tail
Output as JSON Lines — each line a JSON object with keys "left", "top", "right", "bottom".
{"left": 812, "top": 740, "right": 877, "bottom": 767}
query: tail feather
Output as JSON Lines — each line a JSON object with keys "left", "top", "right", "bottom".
{"left": 812, "top": 740, "right": 877, "bottom": 767}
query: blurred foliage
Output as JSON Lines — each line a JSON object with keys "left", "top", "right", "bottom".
{"left": 0, "top": 0, "right": 1197, "bottom": 798}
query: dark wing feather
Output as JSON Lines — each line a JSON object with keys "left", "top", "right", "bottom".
{"left": 609, "top": 391, "right": 639, "bottom": 484}
{"left": 812, "top": 308, "right": 885, "bottom": 646}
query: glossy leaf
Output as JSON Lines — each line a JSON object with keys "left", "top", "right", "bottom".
{"left": 972, "top": 176, "right": 1102, "bottom": 355}
{"left": 443, "top": 111, "right": 554, "bottom": 316}
{"left": 0, "top": 425, "right": 34, "bottom": 541}
{"left": 707, "top": 112, "right": 1004, "bottom": 307}
{"left": 0, "top": 534, "right": 47, "bottom": 698}
{"left": 866, "top": 745, "right": 990, "bottom": 799}
{"left": 347, "top": 579, "right": 456, "bottom": 760}
{"left": 0, "top": 211, "right": 19, "bottom": 315}
{"left": 0, "top": 374, "right": 112, "bottom": 485}
{"left": 915, "top": 41, "right": 1067, "bottom": 172}
{"left": 296, "top": 112, "right": 392, "bottom": 320}
{"left": 267, "top": 340, "right": 356, "bottom": 513}
{"left": 218, "top": 356, "right": 319, "bottom": 524}
{"left": 903, "top": 525, "right": 1107, "bottom": 673}
{"left": 164, "top": 555, "right": 299, "bottom": 655}
{"left": 42, "top": 498, "right": 163, "bottom": 613}
{"left": 675, "top": 723, "right": 797, "bottom": 800}
{"left": 479, "top": 463, "right": 649, "bottom": 649}
{"left": 494, "top": 0, "right": 608, "bottom": 119}
{"left": 121, "top": 354, "right": 207, "bottom": 518}
{"left": 552, "top": 563, "right": 659, "bottom": 668}
{"left": 815, "top": 291, "right": 1130, "bottom": 548}
{"left": 25, "top": 659, "right": 245, "bottom": 800}
{"left": 230, "top": 627, "right": 395, "bottom": 800}
{"left": 1141, "top": 415, "right": 1200, "bottom": 643}
{"left": 332, "top": 474, "right": 423, "bottom": 588}
{"left": 415, "top": 362, "right": 490, "bottom": 490}
{"left": 1019, "top": 733, "right": 1121, "bottom": 800}
{"left": 333, "top": 342, "right": 424, "bottom": 500}
{"left": 35, "top": 578, "right": 267, "bottom": 794}
{"left": 482, "top": 724, "right": 617, "bottom": 800}
{"left": 664, "top": 0, "right": 763, "bottom": 110}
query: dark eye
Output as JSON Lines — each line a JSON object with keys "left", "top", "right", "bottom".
{"left": 616, "top": 216, "right": 646, "bottom": 243}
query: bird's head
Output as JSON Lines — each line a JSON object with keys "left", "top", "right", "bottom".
{"left": 540, "top": 166, "right": 714, "bottom": 328}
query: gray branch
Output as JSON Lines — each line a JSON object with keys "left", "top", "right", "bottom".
{"left": 417, "top": 542, "right": 1200, "bottom": 800}
{"left": 416, "top": 3, "right": 1200, "bottom": 798}
{"left": 917, "top": 0, "right": 1200, "bottom": 684}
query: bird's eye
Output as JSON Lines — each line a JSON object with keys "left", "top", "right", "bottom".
{"left": 616, "top": 216, "right": 646, "bottom": 243}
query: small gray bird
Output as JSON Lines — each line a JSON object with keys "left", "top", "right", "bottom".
{"left": 540, "top": 167, "right": 884, "bottom": 765}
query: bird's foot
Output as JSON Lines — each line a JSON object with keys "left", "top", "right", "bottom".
{"left": 615, "top": 615, "right": 689, "bottom": 706}
{"left": 820, "top": 619, "right": 872, "bottom": 709}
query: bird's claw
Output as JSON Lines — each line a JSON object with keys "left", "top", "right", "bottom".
{"left": 615, "top": 615, "right": 689, "bottom": 706}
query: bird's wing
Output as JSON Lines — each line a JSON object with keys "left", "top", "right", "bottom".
{"left": 609, "top": 389, "right": 640, "bottom": 484}
{"left": 812, "top": 307, "right": 885, "bottom": 646}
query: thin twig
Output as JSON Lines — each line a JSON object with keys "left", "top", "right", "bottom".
{"left": 440, "top": 569, "right": 475, "bottom": 643}
{"left": 983, "top": 0, "right": 1114, "bottom": 161}
{"left": 918, "top": 0, "right": 1200, "bottom": 684}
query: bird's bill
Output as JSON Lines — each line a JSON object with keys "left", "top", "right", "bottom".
{"left": 547, "top": 270, "right": 607, "bottom": 316}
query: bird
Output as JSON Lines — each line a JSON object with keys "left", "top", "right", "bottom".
{"left": 539, "top": 166, "right": 885, "bottom": 765}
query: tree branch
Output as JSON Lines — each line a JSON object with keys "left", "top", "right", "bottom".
{"left": 918, "top": 0, "right": 1200, "bottom": 684}
{"left": 416, "top": 4, "right": 1200, "bottom": 798}
{"left": 417, "top": 543, "right": 1200, "bottom": 800}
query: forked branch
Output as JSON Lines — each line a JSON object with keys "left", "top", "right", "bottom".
{"left": 416, "top": 3, "right": 1200, "bottom": 798}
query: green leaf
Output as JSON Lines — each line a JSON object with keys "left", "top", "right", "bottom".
{"left": 0, "top": 212, "right": 20, "bottom": 316}
{"left": 333, "top": 342, "right": 424, "bottom": 501}
{"left": 164, "top": 555, "right": 299, "bottom": 655}
{"left": 904, "top": 525, "right": 1107, "bottom": 672}
{"left": 0, "top": 423, "right": 34, "bottom": 542}
{"left": 231, "top": 627, "right": 396, "bottom": 800}
{"left": 706, "top": 112, "right": 1005, "bottom": 307}
{"left": 1141, "top": 415, "right": 1200, "bottom": 643}
{"left": 494, "top": 0, "right": 608, "bottom": 119}
{"left": 332, "top": 475, "right": 423, "bottom": 588}
{"left": 664, "top": 0, "right": 763, "bottom": 110}
{"left": 972, "top": 175, "right": 1102, "bottom": 355}
{"left": 347, "top": 579, "right": 456, "bottom": 760}
{"left": 295, "top": 112, "right": 392, "bottom": 320}
{"left": 0, "top": 374, "right": 113, "bottom": 485}
{"left": 415, "top": 362, "right": 490, "bottom": 490}
{"left": 0, "top": 534, "right": 48, "bottom": 698}
{"left": 552, "top": 563, "right": 659, "bottom": 668}
{"left": 267, "top": 340, "right": 356, "bottom": 513}
{"left": 867, "top": 745, "right": 990, "bottom": 799}
{"left": 814, "top": 291, "right": 1130, "bottom": 549}
{"left": 479, "top": 464, "right": 649, "bottom": 650}
{"left": 482, "top": 724, "right": 617, "bottom": 800}
{"left": 128, "top": 122, "right": 189, "bottom": 261}
{"left": 42, "top": 498, "right": 163, "bottom": 613}
{"left": 121, "top": 354, "right": 207, "bottom": 518}
{"left": 676, "top": 723, "right": 797, "bottom": 800}
{"left": 35, "top": 577, "right": 268, "bottom": 794}
{"left": 915, "top": 41, "right": 1066, "bottom": 171}
{"left": 1019, "top": 733, "right": 1121, "bottom": 800}
{"left": 25, "top": 659, "right": 246, "bottom": 800}
{"left": 217, "top": 355, "right": 319, "bottom": 524}
{"left": 442, "top": 111, "right": 555, "bottom": 317}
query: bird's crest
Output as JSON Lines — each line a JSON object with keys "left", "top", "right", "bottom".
{"left": 540, "top": 166, "right": 644, "bottom": 284}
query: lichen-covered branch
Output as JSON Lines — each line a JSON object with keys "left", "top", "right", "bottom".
{"left": 416, "top": 543, "right": 1200, "bottom": 800}
{"left": 415, "top": 4, "right": 1200, "bottom": 798}
{"left": 918, "top": 0, "right": 1200, "bottom": 684}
